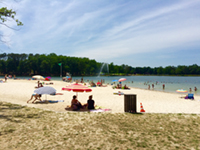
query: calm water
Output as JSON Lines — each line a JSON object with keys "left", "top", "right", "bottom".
{"left": 1, "top": 75, "right": 200, "bottom": 95}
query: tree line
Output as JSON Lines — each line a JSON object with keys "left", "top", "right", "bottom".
{"left": 0, "top": 53, "right": 199, "bottom": 76}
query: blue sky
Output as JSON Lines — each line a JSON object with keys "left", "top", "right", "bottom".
{"left": 0, "top": 0, "right": 200, "bottom": 67}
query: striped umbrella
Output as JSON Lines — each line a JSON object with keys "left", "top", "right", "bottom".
{"left": 62, "top": 83, "right": 92, "bottom": 95}
{"left": 118, "top": 78, "right": 127, "bottom": 82}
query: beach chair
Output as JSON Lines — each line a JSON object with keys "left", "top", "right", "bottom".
{"left": 185, "top": 93, "right": 194, "bottom": 100}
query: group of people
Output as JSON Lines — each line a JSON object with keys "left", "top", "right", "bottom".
{"left": 70, "top": 95, "right": 95, "bottom": 111}
{"left": 114, "top": 84, "right": 129, "bottom": 89}
{"left": 189, "top": 87, "right": 198, "bottom": 93}
{"left": 27, "top": 80, "right": 96, "bottom": 110}
{"left": 148, "top": 84, "right": 165, "bottom": 90}
{"left": 28, "top": 89, "right": 95, "bottom": 111}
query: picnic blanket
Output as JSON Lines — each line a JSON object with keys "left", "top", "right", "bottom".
{"left": 65, "top": 105, "right": 111, "bottom": 112}
{"left": 37, "top": 100, "right": 64, "bottom": 103}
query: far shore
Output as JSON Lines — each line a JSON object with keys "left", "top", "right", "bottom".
{"left": 1, "top": 74, "right": 200, "bottom": 77}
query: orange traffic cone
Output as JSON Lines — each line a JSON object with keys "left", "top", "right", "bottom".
{"left": 140, "top": 103, "right": 145, "bottom": 112}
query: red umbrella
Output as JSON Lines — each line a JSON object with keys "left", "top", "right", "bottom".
{"left": 119, "top": 78, "right": 126, "bottom": 82}
{"left": 62, "top": 83, "right": 92, "bottom": 95}
{"left": 96, "top": 81, "right": 101, "bottom": 85}
{"left": 44, "top": 77, "right": 50, "bottom": 81}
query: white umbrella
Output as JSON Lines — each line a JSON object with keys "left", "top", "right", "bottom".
{"left": 34, "top": 86, "right": 56, "bottom": 100}
{"left": 32, "top": 75, "right": 45, "bottom": 80}
{"left": 34, "top": 86, "right": 56, "bottom": 95}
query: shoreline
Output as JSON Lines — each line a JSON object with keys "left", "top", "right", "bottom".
{"left": 1, "top": 79, "right": 200, "bottom": 114}
{"left": 1, "top": 76, "right": 199, "bottom": 96}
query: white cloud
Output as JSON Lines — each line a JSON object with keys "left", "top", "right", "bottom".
{"left": 0, "top": 0, "right": 200, "bottom": 67}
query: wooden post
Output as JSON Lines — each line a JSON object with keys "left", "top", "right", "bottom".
{"left": 124, "top": 94, "right": 137, "bottom": 113}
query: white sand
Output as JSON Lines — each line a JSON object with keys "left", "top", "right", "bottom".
{"left": 1, "top": 79, "right": 200, "bottom": 114}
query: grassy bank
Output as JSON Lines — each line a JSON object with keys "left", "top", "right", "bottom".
{"left": 0, "top": 101, "right": 200, "bottom": 150}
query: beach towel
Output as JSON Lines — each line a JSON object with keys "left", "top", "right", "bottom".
{"left": 48, "top": 100, "right": 64, "bottom": 103}
{"left": 185, "top": 94, "right": 194, "bottom": 100}
{"left": 90, "top": 109, "right": 111, "bottom": 112}
{"left": 113, "top": 91, "right": 124, "bottom": 95}
{"left": 65, "top": 105, "right": 111, "bottom": 112}
{"left": 38, "top": 100, "right": 64, "bottom": 103}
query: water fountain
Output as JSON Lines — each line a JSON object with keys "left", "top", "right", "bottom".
{"left": 98, "top": 63, "right": 109, "bottom": 77}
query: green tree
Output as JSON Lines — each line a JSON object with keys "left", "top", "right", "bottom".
{"left": 0, "top": 7, "right": 23, "bottom": 44}
{"left": 156, "top": 66, "right": 163, "bottom": 75}
{"left": 0, "top": 7, "right": 23, "bottom": 26}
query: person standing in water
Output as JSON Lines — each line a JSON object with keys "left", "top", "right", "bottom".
{"left": 194, "top": 87, "right": 197, "bottom": 92}
{"left": 162, "top": 84, "right": 165, "bottom": 90}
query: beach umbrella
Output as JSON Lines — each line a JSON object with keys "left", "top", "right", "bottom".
{"left": 34, "top": 86, "right": 57, "bottom": 100}
{"left": 96, "top": 81, "right": 101, "bottom": 85}
{"left": 119, "top": 78, "right": 127, "bottom": 82}
{"left": 32, "top": 75, "right": 45, "bottom": 80}
{"left": 34, "top": 86, "right": 56, "bottom": 95}
{"left": 62, "top": 83, "right": 92, "bottom": 95}
{"left": 44, "top": 77, "right": 50, "bottom": 81}
{"left": 112, "top": 79, "right": 118, "bottom": 82}
{"left": 176, "top": 89, "right": 188, "bottom": 93}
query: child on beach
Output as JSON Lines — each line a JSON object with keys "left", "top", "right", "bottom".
{"left": 27, "top": 93, "right": 42, "bottom": 103}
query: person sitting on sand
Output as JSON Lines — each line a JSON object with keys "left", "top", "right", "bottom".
{"left": 90, "top": 81, "right": 96, "bottom": 87}
{"left": 27, "top": 93, "right": 42, "bottom": 103}
{"left": 39, "top": 83, "right": 43, "bottom": 87}
{"left": 71, "top": 95, "right": 83, "bottom": 111}
{"left": 181, "top": 93, "right": 194, "bottom": 100}
{"left": 116, "top": 84, "right": 120, "bottom": 89}
{"left": 124, "top": 84, "right": 130, "bottom": 89}
{"left": 87, "top": 95, "right": 95, "bottom": 110}
{"left": 35, "top": 81, "right": 43, "bottom": 88}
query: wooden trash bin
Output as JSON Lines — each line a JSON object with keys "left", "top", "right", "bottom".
{"left": 124, "top": 94, "right": 137, "bottom": 113}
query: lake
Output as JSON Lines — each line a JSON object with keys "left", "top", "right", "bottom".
{"left": 1, "top": 75, "right": 200, "bottom": 95}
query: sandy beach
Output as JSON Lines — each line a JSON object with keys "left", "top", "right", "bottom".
{"left": 1, "top": 79, "right": 200, "bottom": 114}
